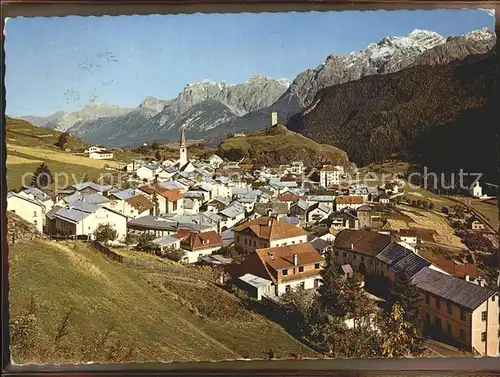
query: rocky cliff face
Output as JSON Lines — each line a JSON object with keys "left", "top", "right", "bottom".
{"left": 214, "top": 28, "right": 496, "bottom": 139}
{"left": 23, "top": 102, "right": 133, "bottom": 132}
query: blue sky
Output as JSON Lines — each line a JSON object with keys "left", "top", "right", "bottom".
{"left": 5, "top": 9, "right": 494, "bottom": 117}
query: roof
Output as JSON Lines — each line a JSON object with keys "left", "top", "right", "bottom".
{"left": 277, "top": 193, "right": 302, "bottom": 202}
{"left": 173, "top": 230, "right": 223, "bottom": 251}
{"left": 127, "top": 215, "right": 213, "bottom": 233}
{"left": 70, "top": 182, "right": 112, "bottom": 192}
{"left": 376, "top": 242, "right": 412, "bottom": 265}
{"left": 398, "top": 229, "right": 419, "bottom": 238}
{"left": 109, "top": 188, "right": 136, "bottom": 200}
{"left": 180, "top": 126, "right": 186, "bottom": 146}
{"left": 308, "top": 195, "right": 336, "bottom": 202}
{"left": 200, "top": 254, "right": 233, "bottom": 265}
{"left": 66, "top": 192, "right": 110, "bottom": 205}
{"left": 389, "top": 252, "right": 430, "bottom": 278}
{"left": 20, "top": 187, "right": 52, "bottom": 202}
{"left": 281, "top": 216, "right": 301, "bottom": 225}
{"left": 336, "top": 196, "right": 364, "bottom": 205}
{"left": 183, "top": 191, "right": 206, "bottom": 199}
{"left": 256, "top": 242, "right": 324, "bottom": 272}
{"left": 308, "top": 202, "right": 331, "bottom": 214}
{"left": 433, "top": 260, "right": 479, "bottom": 278}
{"left": 233, "top": 216, "right": 307, "bottom": 241}
{"left": 412, "top": 267, "right": 496, "bottom": 311}
{"left": 201, "top": 211, "right": 222, "bottom": 223}
{"left": 125, "top": 195, "right": 154, "bottom": 212}
{"left": 7, "top": 191, "right": 43, "bottom": 207}
{"left": 334, "top": 229, "right": 391, "bottom": 257}
{"left": 357, "top": 205, "right": 372, "bottom": 212}
{"left": 208, "top": 197, "right": 230, "bottom": 206}
{"left": 153, "top": 235, "right": 182, "bottom": 247}
{"left": 139, "top": 184, "right": 183, "bottom": 201}
{"left": 254, "top": 202, "right": 289, "bottom": 216}
{"left": 45, "top": 205, "right": 64, "bottom": 220}
{"left": 238, "top": 273, "right": 273, "bottom": 288}
{"left": 311, "top": 237, "right": 330, "bottom": 252}
{"left": 54, "top": 207, "right": 93, "bottom": 224}
{"left": 219, "top": 204, "right": 245, "bottom": 219}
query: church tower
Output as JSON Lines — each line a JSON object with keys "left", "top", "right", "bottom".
{"left": 179, "top": 126, "right": 187, "bottom": 166}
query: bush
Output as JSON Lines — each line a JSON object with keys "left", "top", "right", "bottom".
{"left": 162, "top": 248, "right": 186, "bottom": 262}
{"left": 93, "top": 224, "right": 118, "bottom": 244}
{"left": 135, "top": 233, "right": 156, "bottom": 253}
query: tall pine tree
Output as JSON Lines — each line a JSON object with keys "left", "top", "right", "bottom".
{"left": 152, "top": 190, "right": 159, "bottom": 216}
{"left": 31, "top": 163, "right": 54, "bottom": 188}
{"left": 343, "top": 272, "right": 376, "bottom": 330}
{"left": 318, "top": 247, "right": 346, "bottom": 317}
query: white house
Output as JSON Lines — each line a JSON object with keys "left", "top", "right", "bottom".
{"left": 320, "top": 165, "right": 341, "bottom": 188}
{"left": 472, "top": 181, "right": 483, "bottom": 198}
{"left": 7, "top": 191, "right": 44, "bottom": 233}
{"left": 335, "top": 196, "right": 364, "bottom": 211}
{"left": 84, "top": 146, "right": 107, "bottom": 154}
{"left": 53, "top": 201, "right": 127, "bottom": 242}
{"left": 235, "top": 242, "right": 324, "bottom": 298}
{"left": 105, "top": 194, "right": 154, "bottom": 219}
{"left": 306, "top": 203, "right": 332, "bottom": 223}
{"left": 218, "top": 203, "right": 246, "bottom": 231}
{"left": 18, "top": 186, "right": 55, "bottom": 215}
{"left": 89, "top": 151, "right": 114, "bottom": 160}
{"left": 136, "top": 163, "right": 162, "bottom": 182}
{"left": 173, "top": 229, "right": 223, "bottom": 264}
{"left": 208, "top": 154, "right": 224, "bottom": 168}
{"left": 153, "top": 235, "right": 182, "bottom": 254}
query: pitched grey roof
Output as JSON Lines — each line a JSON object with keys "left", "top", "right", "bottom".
{"left": 311, "top": 238, "right": 330, "bottom": 252}
{"left": 153, "top": 235, "right": 181, "bottom": 247}
{"left": 71, "top": 182, "right": 112, "bottom": 192}
{"left": 254, "top": 202, "right": 289, "bottom": 216}
{"left": 219, "top": 204, "right": 245, "bottom": 219}
{"left": 281, "top": 216, "right": 300, "bottom": 225}
{"left": 7, "top": 191, "right": 43, "bottom": 207}
{"left": 239, "top": 273, "right": 272, "bottom": 288}
{"left": 128, "top": 215, "right": 212, "bottom": 232}
{"left": 183, "top": 191, "right": 205, "bottom": 199}
{"left": 390, "top": 252, "right": 430, "bottom": 278}
{"left": 376, "top": 242, "right": 412, "bottom": 265}
{"left": 20, "top": 186, "right": 52, "bottom": 202}
{"left": 308, "top": 195, "right": 336, "bottom": 202}
{"left": 412, "top": 267, "right": 496, "bottom": 310}
{"left": 109, "top": 188, "right": 136, "bottom": 200}
{"left": 54, "top": 207, "right": 93, "bottom": 224}
{"left": 46, "top": 205, "right": 64, "bottom": 220}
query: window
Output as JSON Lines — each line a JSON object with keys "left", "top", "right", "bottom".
{"left": 33, "top": 211, "right": 37, "bottom": 217}
{"left": 447, "top": 323, "right": 452, "bottom": 334}
{"left": 493, "top": 295, "right": 496, "bottom": 302}
{"left": 237, "top": 236, "right": 240, "bottom": 242}
{"left": 481, "top": 332, "right": 486, "bottom": 342}
{"left": 285, "top": 285, "right": 291, "bottom": 293}
{"left": 460, "top": 329, "right": 465, "bottom": 341}
{"left": 300, "top": 282, "right": 305, "bottom": 289}
{"left": 343, "top": 252, "right": 347, "bottom": 258}
{"left": 314, "top": 263, "right": 320, "bottom": 269}
{"left": 436, "top": 298, "right": 441, "bottom": 310}
{"left": 292, "top": 241, "right": 295, "bottom": 244}
{"left": 460, "top": 309, "right": 466, "bottom": 321}
{"left": 353, "top": 254, "right": 356, "bottom": 260}
{"left": 361, "top": 256, "right": 364, "bottom": 262}
{"left": 447, "top": 302, "right": 452, "bottom": 315}
{"left": 282, "top": 269, "right": 288, "bottom": 276}
{"left": 425, "top": 293, "right": 430, "bottom": 305}
{"left": 425, "top": 313, "right": 431, "bottom": 325}
{"left": 335, "top": 251, "right": 338, "bottom": 256}
{"left": 244, "top": 239, "right": 248, "bottom": 245}
{"left": 253, "top": 241, "right": 256, "bottom": 247}
{"left": 299, "top": 266, "right": 304, "bottom": 273}
{"left": 33, "top": 220, "right": 38, "bottom": 226}
{"left": 481, "top": 311, "right": 487, "bottom": 321}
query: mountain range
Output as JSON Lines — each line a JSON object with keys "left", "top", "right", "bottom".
{"left": 21, "top": 27, "right": 496, "bottom": 157}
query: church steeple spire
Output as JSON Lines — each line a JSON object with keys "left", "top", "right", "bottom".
{"left": 180, "top": 126, "right": 187, "bottom": 148}
{"left": 179, "top": 126, "right": 188, "bottom": 166}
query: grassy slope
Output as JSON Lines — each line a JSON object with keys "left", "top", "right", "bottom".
{"left": 6, "top": 117, "right": 123, "bottom": 190}
{"left": 9, "top": 240, "right": 317, "bottom": 363}
{"left": 219, "top": 125, "right": 348, "bottom": 166}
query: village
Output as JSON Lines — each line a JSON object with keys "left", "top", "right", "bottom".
{"left": 6, "top": 113, "right": 500, "bottom": 359}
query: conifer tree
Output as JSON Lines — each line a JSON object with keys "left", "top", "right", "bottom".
{"left": 31, "top": 163, "right": 54, "bottom": 188}
{"left": 318, "top": 247, "right": 346, "bottom": 317}
{"left": 152, "top": 190, "right": 159, "bottom": 216}
{"left": 343, "top": 272, "right": 376, "bottom": 329}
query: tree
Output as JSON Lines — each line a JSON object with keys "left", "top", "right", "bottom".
{"left": 123, "top": 232, "right": 137, "bottom": 249}
{"left": 342, "top": 273, "right": 376, "bottom": 330}
{"left": 422, "top": 201, "right": 429, "bottom": 209}
{"left": 379, "top": 303, "right": 424, "bottom": 358}
{"left": 416, "top": 200, "right": 422, "bottom": 207}
{"left": 318, "top": 247, "right": 347, "bottom": 317}
{"left": 93, "top": 224, "right": 118, "bottom": 244}
{"left": 31, "top": 163, "right": 54, "bottom": 188}
{"left": 154, "top": 150, "right": 162, "bottom": 161}
{"left": 56, "top": 133, "right": 70, "bottom": 150}
{"left": 135, "top": 233, "right": 156, "bottom": 253}
{"left": 279, "top": 287, "right": 319, "bottom": 338}
{"left": 428, "top": 202, "right": 435, "bottom": 211}
{"left": 151, "top": 142, "right": 160, "bottom": 151}
{"left": 162, "top": 248, "right": 186, "bottom": 262}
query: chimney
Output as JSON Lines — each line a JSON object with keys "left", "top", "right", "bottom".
{"left": 479, "top": 279, "right": 485, "bottom": 287}
{"left": 267, "top": 217, "right": 273, "bottom": 227}
{"left": 350, "top": 243, "right": 354, "bottom": 250}
{"left": 293, "top": 253, "right": 298, "bottom": 266}
{"left": 465, "top": 274, "right": 470, "bottom": 282}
